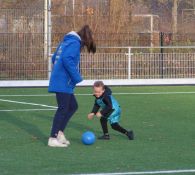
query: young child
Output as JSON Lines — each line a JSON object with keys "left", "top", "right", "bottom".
{"left": 88, "top": 81, "right": 134, "bottom": 140}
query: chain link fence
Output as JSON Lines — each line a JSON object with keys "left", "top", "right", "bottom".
{"left": 1, "top": 1, "right": 195, "bottom": 84}
{"left": 0, "top": 7, "right": 47, "bottom": 80}
{"left": 80, "top": 47, "right": 195, "bottom": 80}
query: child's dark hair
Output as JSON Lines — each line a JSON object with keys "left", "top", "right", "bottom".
{"left": 93, "top": 81, "right": 105, "bottom": 89}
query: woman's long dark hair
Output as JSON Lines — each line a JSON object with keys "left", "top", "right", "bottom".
{"left": 77, "top": 25, "right": 96, "bottom": 53}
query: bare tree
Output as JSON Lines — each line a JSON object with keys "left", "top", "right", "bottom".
{"left": 172, "top": 0, "right": 178, "bottom": 34}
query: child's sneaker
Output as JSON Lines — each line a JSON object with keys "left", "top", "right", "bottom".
{"left": 98, "top": 134, "right": 110, "bottom": 140}
{"left": 48, "top": 137, "right": 68, "bottom": 147}
{"left": 127, "top": 130, "right": 134, "bottom": 140}
{"left": 57, "top": 131, "right": 70, "bottom": 145}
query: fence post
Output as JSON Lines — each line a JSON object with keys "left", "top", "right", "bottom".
{"left": 160, "top": 32, "right": 164, "bottom": 78}
{"left": 44, "top": 0, "right": 48, "bottom": 77}
{"left": 45, "top": 0, "right": 52, "bottom": 79}
{"left": 128, "top": 47, "right": 131, "bottom": 79}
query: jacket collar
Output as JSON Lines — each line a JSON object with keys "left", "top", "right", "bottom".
{"left": 67, "top": 31, "right": 81, "bottom": 41}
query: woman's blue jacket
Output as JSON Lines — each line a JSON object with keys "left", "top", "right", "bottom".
{"left": 48, "top": 32, "right": 83, "bottom": 94}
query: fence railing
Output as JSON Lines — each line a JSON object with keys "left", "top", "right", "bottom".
{"left": 1, "top": 46, "right": 195, "bottom": 86}
{"left": 0, "top": 8, "right": 46, "bottom": 81}
{"left": 80, "top": 46, "right": 195, "bottom": 80}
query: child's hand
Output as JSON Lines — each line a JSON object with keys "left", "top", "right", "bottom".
{"left": 96, "top": 112, "right": 102, "bottom": 118}
{"left": 88, "top": 113, "right": 94, "bottom": 120}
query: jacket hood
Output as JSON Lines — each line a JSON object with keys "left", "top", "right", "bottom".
{"left": 103, "top": 86, "right": 112, "bottom": 96}
{"left": 63, "top": 31, "right": 81, "bottom": 42}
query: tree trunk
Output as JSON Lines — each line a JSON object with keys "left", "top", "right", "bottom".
{"left": 172, "top": 0, "right": 178, "bottom": 34}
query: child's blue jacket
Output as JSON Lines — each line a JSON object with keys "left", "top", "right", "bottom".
{"left": 48, "top": 32, "right": 83, "bottom": 94}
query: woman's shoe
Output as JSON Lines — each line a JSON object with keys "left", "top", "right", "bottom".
{"left": 57, "top": 131, "right": 70, "bottom": 145}
{"left": 48, "top": 137, "right": 68, "bottom": 147}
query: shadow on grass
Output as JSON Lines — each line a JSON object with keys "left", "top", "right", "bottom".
{"left": 34, "top": 112, "right": 98, "bottom": 134}
{"left": 0, "top": 112, "right": 48, "bottom": 145}
{"left": 34, "top": 111, "right": 130, "bottom": 141}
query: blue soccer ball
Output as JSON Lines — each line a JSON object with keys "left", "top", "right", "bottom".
{"left": 81, "top": 131, "right": 96, "bottom": 145}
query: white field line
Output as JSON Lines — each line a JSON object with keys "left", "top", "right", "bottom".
{"left": 1, "top": 91, "right": 195, "bottom": 97}
{"left": 72, "top": 169, "right": 195, "bottom": 175}
{"left": 0, "top": 108, "right": 56, "bottom": 112}
{"left": 0, "top": 98, "right": 57, "bottom": 109}
{"left": 0, "top": 91, "right": 195, "bottom": 112}
{"left": 0, "top": 94, "right": 54, "bottom": 97}
{"left": 114, "top": 91, "right": 195, "bottom": 95}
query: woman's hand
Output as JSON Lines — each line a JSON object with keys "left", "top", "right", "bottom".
{"left": 87, "top": 113, "right": 94, "bottom": 120}
{"left": 96, "top": 112, "right": 102, "bottom": 118}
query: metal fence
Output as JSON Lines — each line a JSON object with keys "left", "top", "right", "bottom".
{"left": 80, "top": 53, "right": 128, "bottom": 79}
{"left": 0, "top": 8, "right": 47, "bottom": 80}
{"left": 1, "top": 40, "right": 195, "bottom": 81}
{"left": 80, "top": 47, "right": 195, "bottom": 80}
{"left": 132, "top": 52, "right": 195, "bottom": 79}
{"left": 1, "top": 7, "right": 195, "bottom": 85}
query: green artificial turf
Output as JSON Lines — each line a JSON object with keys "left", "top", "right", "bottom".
{"left": 0, "top": 86, "right": 195, "bottom": 175}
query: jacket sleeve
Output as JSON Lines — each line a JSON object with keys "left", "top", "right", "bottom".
{"left": 91, "top": 101, "right": 100, "bottom": 114}
{"left": 61, "top": 42, "right": 83, "bottom": 84}
{"left": 100, "top": 96, "right": 114, "bottom": 117}
{"left": 52, "top": 43, "right": 61, "bottom": 64}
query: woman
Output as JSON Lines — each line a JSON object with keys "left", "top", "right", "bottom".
{"left": 48, "top": 25, "right": 96, "bottom": 147}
